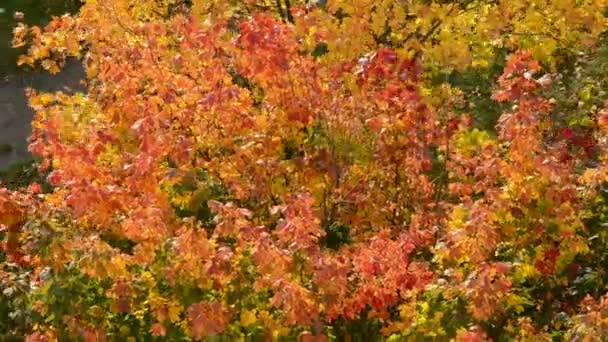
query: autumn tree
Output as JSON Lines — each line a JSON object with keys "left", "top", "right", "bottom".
{"left": 1, "top": 0, "right": 608, "bottom": 340}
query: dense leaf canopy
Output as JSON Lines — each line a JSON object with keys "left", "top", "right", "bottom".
{"left": 2, "top": 0, "right": 608, "bottom": 340}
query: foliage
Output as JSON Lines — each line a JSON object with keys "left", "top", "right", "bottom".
{"left": 0, "top": 0, "right": 81, "bottom": 76}
{"left": 0, "top": 159, "right": 51, "bottom": 191}
{"left": 2, "top": 0, "right": 608, "bottom": 340}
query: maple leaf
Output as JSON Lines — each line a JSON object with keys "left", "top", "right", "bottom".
{"left": 187, "top": 301, "right": 229, "bottom": 339}
{"left": 5, "top": 0, "right": 608, "bottom": 340}
{"left": 150, "top": 323, "right": 167, "bottom": 337}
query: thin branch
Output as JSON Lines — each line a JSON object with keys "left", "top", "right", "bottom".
{"left": 275, "top": 0, "right": 287, "bottom": 23}
{"left": 284, "top": 0, "right": 295, "bottom": 24}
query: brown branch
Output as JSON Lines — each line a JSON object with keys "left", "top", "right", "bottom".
{"left": 275, "top": 0, "right": 287, "bottom": 23}
{"left": 284, "top": 0, "right": 295, "bottom": 23}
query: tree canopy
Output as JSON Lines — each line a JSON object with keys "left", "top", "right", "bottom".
{"left": 3, "top": 0, "right": 608, "bottom": 340}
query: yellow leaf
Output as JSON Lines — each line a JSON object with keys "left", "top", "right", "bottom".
{"left": 272, "top": 327, "right": 290, "bottom": 338}
{"left": 504, "top": 293, "right": 530, "bottom": 314}
{"left": 514, "top": 262, "right": 539, "bottom": 282}
{"left": 17, "top": 55, "right": 33, "bottom": 66}
{"left": 168, "top": 303, "right": 182, "bottom": 324}
{"left": 86, "top": 64, "right": 98, "bottom": 79}
{"left": 240, "top": 309, "right": 257, "bottom": 326}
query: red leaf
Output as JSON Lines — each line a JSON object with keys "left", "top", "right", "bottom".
{"left": 560, "top": 127, "right": 573, "bottom": 139}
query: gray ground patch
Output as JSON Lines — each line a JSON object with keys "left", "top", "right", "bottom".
{"left": 0, "top": 59, "right": 84, "bottom": 170}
